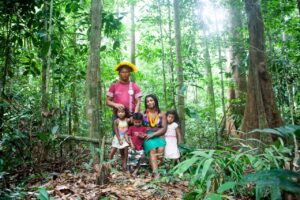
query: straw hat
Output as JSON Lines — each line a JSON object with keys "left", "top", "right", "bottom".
{"left": 114, "top": 61, "right": 138, "bottom": 73}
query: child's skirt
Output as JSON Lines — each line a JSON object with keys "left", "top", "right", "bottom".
{"left": 111, "top": 135, "right": 129, "bottom": 149}
{"left": 164, "top": 136, "right": 180, "bottom": 159}
{"left": 128, "top": 148, "right": 147, "bottom": 166}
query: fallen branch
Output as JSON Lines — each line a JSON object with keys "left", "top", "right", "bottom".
{"left": 56, "top": 134, "right": 110, "bottom": 145}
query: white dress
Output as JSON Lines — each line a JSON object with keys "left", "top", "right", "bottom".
{"left": 164, "top": 122, "right": 180, "bottom": 159}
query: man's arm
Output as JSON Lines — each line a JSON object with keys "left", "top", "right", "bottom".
{"left": 106, "top": 96, "right": 125, "bottom": 110}
{"left": 134, "top": 97, "right": 141, "bottom": 113}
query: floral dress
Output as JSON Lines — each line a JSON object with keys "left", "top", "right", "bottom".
{"left": 111, "top": 119, "right": 129, "bottom": 149}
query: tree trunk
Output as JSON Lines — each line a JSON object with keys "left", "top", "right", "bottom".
{"left": 204, "top": 36, "right": 218, "bottom": 145}
{"left": 71, "top": 84, "right": 79, "bottom": 134}
{"left": 130, "top": 2, "right": 136, "bottom": 65}
{"left": 157, "top": 0, "right": 167, "bottom": 109}
{"left": 228, "top": 0, "right": 247, "bottom": 117}
{"left": 0, "top": 17, "right": 12, "bottom": 138}
{"left": 173, "top": 0, "right": 185, "bottom": 137}
{"left": 86, "top": 0, "right": 102, "bottom": 139}
{"left": 41, "top": 0, "right": 53, "bottom": 131}
{"left": 167, "top": 0, "right": 176, "bottom": 109}
{"left": 242, "top": 0, "right": 283, "bottom": 136}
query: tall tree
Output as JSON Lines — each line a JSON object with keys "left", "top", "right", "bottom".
{"left": 204, "top": 36, "right": 218, "bottom": 145}
{"left": 242, "top": 0, "right": 283, "bottom": 136}
{"left": 157, "top": 0, "right": 167, "bottom": 108}
{"left": 41, "top": 0, "right": 53, "bottom": 130}
{"left": 167, "top": 0, "right": 176, "bottom": 109}
{"left": 173, "top": 0, "right": 185, "bottom": 137}
{"left": 86, "top": 0, "right": 102, "bottom": 139}
{"left": 297, "top": 0, "right": 300, "bottom": 15}
{"left": 130, "top": 0, "right": 136, "bottom": 65}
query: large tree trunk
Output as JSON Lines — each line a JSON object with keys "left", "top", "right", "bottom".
{"left": 242, "top": 0, "right": 283, "bottom": 136}
{"left": 173, "top": 0, "right": 185, "bottom": 137}
{"left": 228, "top": 0, "right": 247, "bottom": 117}
{"left": 86, "top": 0, "right": 102, "bottom": 139}
{"left": 157, "top": 0, "right": 167, "bottom": 109}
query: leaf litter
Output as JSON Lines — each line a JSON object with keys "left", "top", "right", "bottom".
{"left": 26, "top": 168, "right": 189, "bottom": 199}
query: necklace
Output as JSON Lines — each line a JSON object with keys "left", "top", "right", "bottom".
{"left": 147, "top": 111, "right": 158, "bottom": 128}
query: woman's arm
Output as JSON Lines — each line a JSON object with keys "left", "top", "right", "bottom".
{"left": 175, "top": 126, "right": 182, "bottom": 144}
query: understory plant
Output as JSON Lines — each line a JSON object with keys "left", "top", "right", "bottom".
{"left": 173, "top": 125, "right": 300, "bottom": 200}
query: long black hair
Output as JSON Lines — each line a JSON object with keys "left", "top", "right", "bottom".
{"left": 166, "top": 109, "right": 180, "bottom": 124}
{"left": 144, "top": 94, "right": 160, "bottom": 113}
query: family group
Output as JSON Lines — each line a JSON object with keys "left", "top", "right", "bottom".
{"left": 106, "top": 61, "right": 182, "bottom": 179}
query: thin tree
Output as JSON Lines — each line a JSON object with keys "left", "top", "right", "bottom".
{"left": 173, "top": 0, "right": 185, "bottom": 137}
{"left": 86, "top": 0, "right": 102, "bottom": 139}
{"left": 297, "top": 0, "right": 300, "bottom": 16}
{"left": 242, "top": 0, "right": 283, "bottom": 136}
{"left": 167, "top": 0, "right": 176, "bottom": 108}
{"left": 41, "top": 0, "right": 53, "bottom": 130}
{"left": 204, "top": 35, "right": 218, "bottom": 145}
{"left": 157, "top": 0, "right": 168, "bottom": 108}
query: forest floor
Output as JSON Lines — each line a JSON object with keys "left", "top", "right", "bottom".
{"left": 2, "top": 155, "right": 189, "bottom": 200}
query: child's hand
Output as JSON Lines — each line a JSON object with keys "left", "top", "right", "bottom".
{"left": 119, "top": 140, "right": 123, "bottom": 145}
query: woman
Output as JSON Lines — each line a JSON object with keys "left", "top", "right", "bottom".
{"left": 143, "top": 94, "right": 167, "bottom": 178}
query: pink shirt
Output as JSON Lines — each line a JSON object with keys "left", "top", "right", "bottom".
{"left": 107, "top": 81, "right": 142, "bottom": 114}
{"left": 128, "top": 126, "right": 147, "bottom": 150}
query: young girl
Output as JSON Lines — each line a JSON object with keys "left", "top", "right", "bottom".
{"left": 109, "top": 108, "right": 130, "bottom": 171}
{"left": 164, "top": 109, "right": 182, "bottom": 161}
{"left": 127, "top": 112, "right": 147, "bottom": 177}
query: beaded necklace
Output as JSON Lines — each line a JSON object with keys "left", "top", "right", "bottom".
{"left": 147, "top": 111, "right": 158, "bottom": 128}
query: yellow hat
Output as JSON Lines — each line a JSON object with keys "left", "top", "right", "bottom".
{"left": 114, "top": 61, "right": 138, "bottom": 73}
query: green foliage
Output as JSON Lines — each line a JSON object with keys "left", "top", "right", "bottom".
{"left": 240, "top": 169, "right": 300, "bottom": 200}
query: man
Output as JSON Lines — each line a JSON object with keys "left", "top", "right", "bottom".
{"left": 106, "top": 61, "right": 142, "bottom": 125}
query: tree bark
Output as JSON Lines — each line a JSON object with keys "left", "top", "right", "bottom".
{"left": 86, "top": 0, "right": 102, "bottom": 139}
{"left": 0, "top": 16, "right": 12, "bottom": 138}
{"left": 130, "top": 2, "right": 136, "bottom": 65}
{"left": 228, "top": 0, "right": 247, "bottom": 117}
{"left": 167, "top": 0, "right": 176, "bottom": 109}
{"left": 41, "top": 0, "right": 53, "bottom": 131}
{"left": 173, "top": 0, "right": 185, "bottom": 137}
{"left": 242, "top": 0, "right": 283, "bottom": 136}
{"left": 157, "top": 0, "right": 167, "bottom": 109}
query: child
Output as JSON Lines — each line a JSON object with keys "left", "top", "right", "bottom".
{"left": 164, "top": 109, "right": 182, "bottom": 162}
{"left": 127, "top": 112, "right": 147, "bottom": 177}
{"left": 109, "top": 108, "right": 130, "bottom": 171}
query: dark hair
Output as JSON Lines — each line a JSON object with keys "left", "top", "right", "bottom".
{"left": 117, "top": 107, "right": 130, "bottom": 118}
{"left": 118, "top": 66, "right": 132, "bottom": 74}
{"left": 132, "top": 112, "right": 143, "bottom": 121}
{"left": 166, "top": 109, "right": 180, "bottom": 124}
{"left": 144, "top": 94, "right": 160, "bottom": 113}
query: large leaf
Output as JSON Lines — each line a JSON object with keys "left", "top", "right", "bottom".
{"left": 174, "top": 156, "right": 198, "bottom": 174}
{"left": 202, "top": 158, "right": 214, "bottom": 179}
{"left": 37, "top": 187, "right": 49, "bottom": 200}
{"left": 217, "top": 182, "right": 236, "bottom": 194}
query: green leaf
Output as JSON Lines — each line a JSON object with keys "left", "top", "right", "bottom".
{"left": 202, "top": 158, "right": 213, "bottom": 179}
{"left": 205, "top": 193, "right": 222, "bottom": 200}
{"left": 270, "top": 186, "right": 282, "bottom": 200}
{"left": 100, "top": 45, "right": 107, "bottom": 52}
{"left": 51, "top": 125, "right": 59, "bottom": 134}
{"left": 38, "top": 187, "right": 49, "bottom": 200}
{"left": 174, "top": 156, "right": 198, "bottom": 174}
{"left": 217, "top": 182, "right": 236, "bottom": 194}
